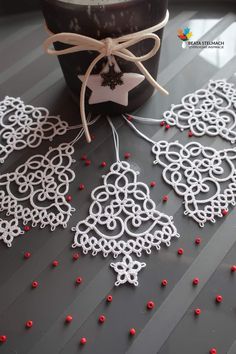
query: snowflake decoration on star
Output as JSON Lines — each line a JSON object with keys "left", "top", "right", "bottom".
{"left": 72, "top": 160, "right": 180, "bottom": 286}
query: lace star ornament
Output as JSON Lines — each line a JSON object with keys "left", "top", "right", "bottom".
{"left": 0, "top": 96, "right": 69, "bottom": 163}
{"left": 152, "top": 140, "right": 236, "bottom": 227}
{"left": 0, "top": 143, "right": 76, "bottom": 246}
{"left": 163, "top": 79, "right": 236, "bottom": 143}
{"left": 72, "top": 160, "right": 179, "bottom": 286}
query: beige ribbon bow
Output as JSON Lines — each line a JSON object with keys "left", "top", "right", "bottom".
{"left": 43, "top": 10, "right": 169, "bottom": 142}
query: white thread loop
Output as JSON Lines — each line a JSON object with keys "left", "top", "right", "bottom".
{"left": 43, "top": 10, "right": 169, "bottom": 143}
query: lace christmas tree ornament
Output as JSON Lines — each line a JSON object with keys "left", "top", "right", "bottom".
{"left": 0, "top": 96, "right": 69, "bottom": 163}
{"left": 72, "top": 119, "right": 180, "bottom": 286}
{"left": 163, "top": 79, "right": 236, "bottom": 144}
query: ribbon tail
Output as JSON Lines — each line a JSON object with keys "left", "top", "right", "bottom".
{"left": 80, "top": 53, "right": 105, "bottom": 143}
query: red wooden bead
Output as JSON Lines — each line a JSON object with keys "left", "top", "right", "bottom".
{"left": 194, "top": 308, "right": 201, "bottom": 316}
{"left": 161, "top": 279, "right": 168, "bottom": 287}
{"left": 162, "top": 195, "right": 168, "bottom": 202}
{"left": 127, "top": 115, "right": 133, "bottom": 121}
{"left": 231, "top": 265, "right": 236, "bottom": 272}
{"left": 26, "top": 320, "right": 33, "bottom": 328}
{"left": 209, "top": 348, "right": 217, "bottom": 354}
{"left": 65, "top": 315, "right": 73, "bottom": 323}
{"left": 81, "top": 154, "right": 87, "bottom": 161}
{"left": 216, "top": 295, "right": 223, "bottom": 303}
{"left": 73, "top": 253, "right": 80, "bottom": 261}
{"left": 101, "top": 161, "right": 107, "bottom": 167}
{"left": 160, "top": 121, "right": 165, "bottom": 127}
{"left": 52, "top": 260, "right": 59, "bottom": 267}
{"left": 192, "top": 277, "right": 199, "bottom": 286}
{"left": 31, "top": 281, "right": 38, "bottom": 289}
{"left": 165, "top": 124, "right": 170, "bottom": 130}
{"left": 129, "top": 328, "right": 136, "bottom": 336}
{"left": 24, "top": 252, "right": 31, "bottom": 259}
{"left": 24, "top": 225, "right": 30, "bottom": 232}
{"left": 222, "top": 209, "right": 228, "bottom": 216}
{"left": 177, "top": 248, "right": 184, "bottom": 255}
{"left": 195, "top": 237, "right": 201, "bottom": 245}
{"left": 147, "top": 301, "right": 155, "bottom": 310}
{"left": 79, "top": 183, "right": 85, "bottom": 190}
{"left": 80, "top": 337, "right": 87, "bottom": 345}
{"left": 66, "top": 195, "right": 72, "bottom": 202}
{"left": 76, "top": 277, "right": 83, "bottom": 284}
{"left": 0, "top": 335, "right": 7, "bottom": 343}
{"left": 124, "top": 152, "right": 131, "bottom": 159}
{"left": 150, "top": 181, "right": 156, "bottom": 187}
{"left": 188, "top": 131, "right": 193, "bottom": 137}
{"left": 91, "top": 134, "right": 95, "bottom": 140}
{"left": 85, "top": 159, "right": 91, "bottom": 166}
{"left": 106, "top": 295, "right": 113, "bottom": 302}
{"left": 99, "top": 315, "right": 106, "bottom": 323}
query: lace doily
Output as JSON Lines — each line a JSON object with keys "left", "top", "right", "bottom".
{"left": 0, "top": 96, "right": 69, "bottom": 163}
{"left": 163, "top": 79, "right": 236, "bottom": 143}
{"left": 152, "top": 140, "right": 236, "bottom": 227}
{"left": 0, "top": 218, "right": 24, "bottom": 247}
{"left": 72, "top": 120, "right": 180, "bottom": 286}
{"left": 0, "top": 143, "right": 76, "bottom": 247}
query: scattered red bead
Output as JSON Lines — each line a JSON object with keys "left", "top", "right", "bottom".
{"left": 24, "top": 252, "right": 31, "bottom": 259}
{"left": 161, "top": 279, "right": 168, "bottom": 287}
{"left": 0, "top": 335, "right": 7, "bottom": 343}
{"left": 76, "top": 276, "right": 83, "bottom": 285}
{"left": 195, "top": 237, "right": 201, "bottom": 245}
{"left": 25, "top": 320, "right": 33, "bottom": 329}
{"left": 127, "top": 115, "right": 133, "bottom": 121}
{"left": 222, "top": 209, "right": 228, "bottom": 216}
{"left": 24, "top": 225, "right": 30, "bottom": 232}
{"left": 73, "top": 253, "right": 80, "bottom": 261}
{"left": 162, "top": 195, "right": 168, "bottom": 202}
{"left": 188, "top": 131, "right": 193, "bottom": 137}
{"left": 101, "top": 161, "right": 107, "bottom": 167}
{"left": 165, "top": 124, "right": 170, "bottom": 130}
{"left": 31, "top": 281, "right": 38, "bottom": 289}
{"left": 216, "top": 295, "right": 223, "bottom": 303}
{"left": 106, "top": 295, "right": 113, "bottom": 303}
{"left": 147, "top": 301, "right": 155, "bottom": 310}
{"left": 81, "top": 154, "right": 87, "bottom": 161}
{"left": 79, "top": 183, "right": 85, "bottom": 190}
{"left": 124, "top": 152, "right": 131, "bottom": 159}
{"left": 231, "top": 265, "right": 236, "bottom": 272}
{"left": 177, "top": 248, "right": 184, "bottom": 256}
{"left": 52, "top": 260, "right": 59, "bottom": 267}
{"left": 66, "top": 195, "right": 72, "bottom": 202}
{"left": 194, "top": 308, "right": 201, "bottom": 316}
{"left": 99, "top": 315, "right": 106, "bottom": 323}
{"left": 150, "top": 181, "right": 156, "bottom": 188}
{"left": 129, "top": 328, "right": 136, "bottom": 336}
{"left": 65, "top": 315, "right": 73, "bottom": 323}
{"left": 80, "top": 337, "right": 87, "bottom": 345}
{"left": 160, "top": 121, "right": 165, "bottom": 127}
{"left": 209, "top": 348, "right": 217, "bottom": 354}
{"left": 91, "top": 134, "right": 95, "bottom": 141}
{"left": 85, "top": 159, "right": 91, "bottom": 166}
{"left": 192, "top": 277, "right": 199, "bottom": 286}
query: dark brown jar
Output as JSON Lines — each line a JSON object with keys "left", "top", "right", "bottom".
{"left": 41, "top": 0, "right": 168, "bottom": 116}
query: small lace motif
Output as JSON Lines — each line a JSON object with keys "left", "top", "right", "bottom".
{"left": 0, "top": 96, "right": 69, "bottom": 163}
{"left": 152, "top": 140, "right": 236, "bottom": 227}
{"left": 0, "top": 218, "right": 24, "bottom": 247}
{"left": 72, "top": 160, "right": 179, "bottom": 286}
{"left": 163, "top": 79, "right": 236, "bottom": 143}
{"left": 0, "top": 143, "right": 76, "bottom": 239}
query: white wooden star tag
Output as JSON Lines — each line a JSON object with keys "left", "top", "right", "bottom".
{"left": 78, "top": 71, "right": 145, "bottom": 106}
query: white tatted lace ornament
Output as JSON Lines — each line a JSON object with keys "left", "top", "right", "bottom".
{"left": 163, "top": 79, "right": 236, "bottom": 143}
{"left": 0, "top": 143, "right": 76, "bottom": 238}
{"left": 0, "top": 96, "right": 69, "bottom": 163}
{"left": 152, "top": 140, "right": 236, "bottom": 227}
{"left": 72, "top": 159, "right": 179, "bottom": 286}
{"left": 0, "top": 218, "right": 24, "bottom": 247}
